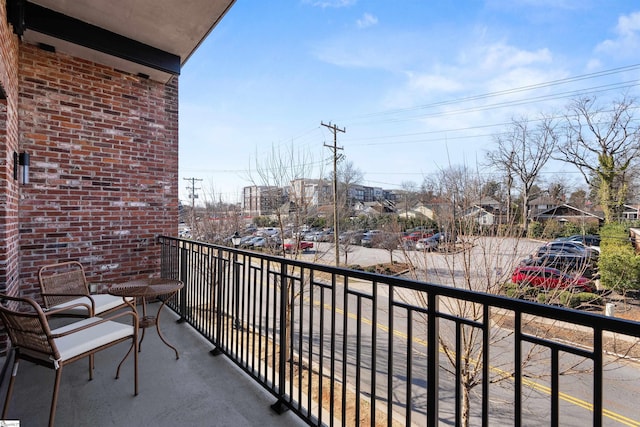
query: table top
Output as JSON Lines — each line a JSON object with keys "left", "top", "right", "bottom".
{"left": 108, "top": 277, "right": 184, "bottom": 298}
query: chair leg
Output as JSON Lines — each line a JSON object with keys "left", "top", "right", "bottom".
{"left": 2, "top": 358, "right": 19, "bottom": 420}
{"left": 115, "top": 337, "right": 139, "bottom": 396}
{"left": 49, "top": 367, "right": 63, "bottom": 427}
{"left": 116, "top": 342, "right": 134, "bottom": 379}
{"left": 89, "top": 354, "right": 94, "bottom": 380}
{"left": 134, "top": 336, "right": 138, "bottom": 396}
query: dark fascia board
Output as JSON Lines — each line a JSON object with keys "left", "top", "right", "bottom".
{"left": 19, "top": 1, "right": 180, "bottom": 75}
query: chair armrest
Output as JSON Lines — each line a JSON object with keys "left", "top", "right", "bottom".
{"left": 44, "top": 300, "right": 94, "bottom": 317}
{"left": 42, "top": 294, "right": 96, "bottom": 317}
{"left": 50, "top": 310, "right": 139, "bottom": 339}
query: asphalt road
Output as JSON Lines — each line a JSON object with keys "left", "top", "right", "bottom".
{"left": 287, "top": 237, "right": 640, "bottom": 425}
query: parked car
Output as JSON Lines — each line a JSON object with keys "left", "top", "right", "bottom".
{"left": 360, "top": 230, "right": 382, "bottom": 247}
{"left": 415, "top": 236, "right": 439, "bottom": 251}
{"left": 403, "top": 231, "right": 434, "bottom": 242}
{"left": 303, "top": 230, "right": 325, "bottom": 241}
{"left": 430, "top": 232, "right": 459, "bottom": 243}
{"left": 242, "top": 236, "right": 279, "bottom": 249}
{"left": 250, "top": 236, "right": 268, "bottom": 248}
{"left": 283, "top": 239, "right": 314, "bottom": 253}
{"left": 511, "top": 266, "right": 595, "bottom": 292}
{"left": 239, "top": 236, "right": 258, "bottom": 248}
{"left": 555, "top": 234, "right": 601, "bottom": 252}
{"left": 399, "top": 239, "right": 416, "bottom": 250}
{"left": 361, "top": 234, "right": 373, "bottom": 247}
{"left": 520, "top": 253, "right": 597, "bottom": 278}
{"left": 536, "top": 241, "right": 598, "bottom": 259}
{"left": 257, "top": 227, "right": 279, "bottom": 237}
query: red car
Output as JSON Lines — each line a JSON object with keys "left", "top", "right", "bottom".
{"left": 283, "top": 239, "right": 314, "bottom": 253}
{"left": 511, "top": 266, "right": 594, "bottom": 292}
{"left": 403, "top": 231, "right": 434, "bottom": 242}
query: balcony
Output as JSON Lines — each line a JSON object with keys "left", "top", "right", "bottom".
{"left": 1, "top": 301, "right": 305, "bottom": 427}
{"left": 3, "top": 236, "right": 640, "bottom": 426}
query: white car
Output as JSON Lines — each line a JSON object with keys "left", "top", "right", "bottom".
{"left": 415, "top": 237, "right": 438, "bottom": 251}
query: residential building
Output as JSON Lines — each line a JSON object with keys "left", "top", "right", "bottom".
{"left": 532, "top": 203, "right": 604, "bottom": 227}
{"left": 289, "top": 178, "right": 331, "bottom": 206}
{"left": 242, "top": 185, "right": 285, "bottom": 217}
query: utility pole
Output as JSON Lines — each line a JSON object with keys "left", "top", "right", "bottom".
{"left": 322, "top": 121, "right": 345, "bottom": 266}
{"left": 184, "top": 177, "right": 203, "bottom": 225}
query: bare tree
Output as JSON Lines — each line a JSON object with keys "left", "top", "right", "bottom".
{"left": 556, "top": 95, "right": 640, "bottom": 223}
{"left": 248, "top": 143, "right": 325, "bottom": 257}
{"left": 402, "top": 166, "right": 527, "bottom": 426}
{"left": 399, "top": 181, "right": 420, "bottom": 221}
{"left": 335, "top": 159, "right": 364, "bottom": 212}
{"left": 568, "top": 187, "right": 589, "bottom": 209}
{"left": 401, "top": 166, "right": 579, "bottom": 426}
{"left": 247, "top": 144, "right": 327, "bottom": 365}
{"left": 430, "top": 164, "right": 483, "bottom": 237}
{"left": 181, "top": 179, "right": 239, "bottom": 244}
{"left": 486, "top": 144, "right": 517, "bottom": 225}
{"left": 487, "top": 116, "right": 557, "bottom": 233}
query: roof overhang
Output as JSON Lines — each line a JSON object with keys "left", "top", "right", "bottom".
{"left": 6, "top": 0, "right": 235, "bottom": 83}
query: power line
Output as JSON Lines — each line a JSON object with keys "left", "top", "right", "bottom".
{"left": 340, "top": 63, "right": 640, "bottom": 122}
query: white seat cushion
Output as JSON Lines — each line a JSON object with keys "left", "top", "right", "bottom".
{"left": 49, "top": 295, "right": 134, "bottom": 316}
{"left": 52, "top": 317, "right": 134, "bottom": 363}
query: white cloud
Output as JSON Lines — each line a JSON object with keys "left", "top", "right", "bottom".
{"left": 595, "top": 11, "right": 640, "bottom": 57}
{"left": 357, "top": 13, "right": 378, "bottom": 29}
{"left": 477, "top": 43, "right": 553, "bottom": 71}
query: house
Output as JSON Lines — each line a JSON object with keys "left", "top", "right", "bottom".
{"left": 463, "top": 205, "right": 498, "bottom": 226}
{"left": 528, "top": 196, "right": 561, "bottom": 215}
{"left": 530, "top": 203, "right": 604, "bottom": 226}
{"left": 353, "top": 200, "right": 395, "bottom": 216}
{"left": 461, "top": 197, "right": 506, "bottom": 227}
{"left": 622, "top": 204, "right": 640, "bottom": 221}
{"left": 397, "top": 202, "right": 436, "bottom": 221}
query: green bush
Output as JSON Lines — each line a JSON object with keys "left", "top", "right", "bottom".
{"left": 559, "top": 291, "right": 601, "bottom": 308}
{"left": 541, "top": 220, "right": 563, "bottom": 239}
{"left": 528, "top": 221, "right": 543, "bottom": 238}
{"left": 560, "top": 221, "right": 581, "bottom": 237}
{"left": 502, "top": 282, "right": 602, "bottom": 309}
{"left": 598, "top": 223, "right": 640, "bottom": 292}
{"left": 501, "top": 282, "right": 537, "bottom": 299}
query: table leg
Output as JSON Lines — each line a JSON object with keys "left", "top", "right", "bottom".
{"left": 154, "top": 293, "right": 180, "bottom": 359}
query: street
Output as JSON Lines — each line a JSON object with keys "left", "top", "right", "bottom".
{"left": 283, "top": 238, "right": 640, "bottom": 425}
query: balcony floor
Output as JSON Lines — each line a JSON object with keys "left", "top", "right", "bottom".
{"left": 0, "top": 304, "right": 305, "bottom": 427}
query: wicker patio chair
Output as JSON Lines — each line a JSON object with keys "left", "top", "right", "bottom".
{"left": 38, "top": 261, "right": 134, "bottom": 317}
{"left": 0, "top": 294, "right": 138, "bottom": 427}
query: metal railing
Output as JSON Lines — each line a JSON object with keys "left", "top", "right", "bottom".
{"left": 158, "top": 236, "right": 640, "bottom": 426}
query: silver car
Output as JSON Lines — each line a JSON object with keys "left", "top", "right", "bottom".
{"left": 415, "top": 237, "right": 438, "bottom": 251}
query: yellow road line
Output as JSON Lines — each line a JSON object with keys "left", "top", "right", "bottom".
{"left": 312, "top": 299, "right": 640, "bottom": 426}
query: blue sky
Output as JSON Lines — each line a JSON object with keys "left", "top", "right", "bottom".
{"left": 178, "top": 0, "right": 640, "bottom": 204}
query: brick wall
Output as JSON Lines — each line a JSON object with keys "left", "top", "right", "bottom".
{"left": 0, "top": 1, "right": 21, "bottom": 307}
{"left": 17, "top": 44, "right": 179, "bottom": 298}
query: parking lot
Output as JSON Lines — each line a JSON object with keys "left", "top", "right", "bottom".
{"left": 298, "top": 237, "right": 542, "bottom": 290}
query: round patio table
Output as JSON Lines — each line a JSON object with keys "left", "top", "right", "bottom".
{"left": 109, "top": 278, "right": 184, "bottom": 359}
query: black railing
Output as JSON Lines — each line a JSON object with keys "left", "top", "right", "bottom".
{"left": 158, "top": 236, "right": 640, "bottom": 426}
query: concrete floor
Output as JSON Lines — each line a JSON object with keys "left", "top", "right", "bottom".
{"left": 0, "top": 304, "right": 306, "bottom": 427}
